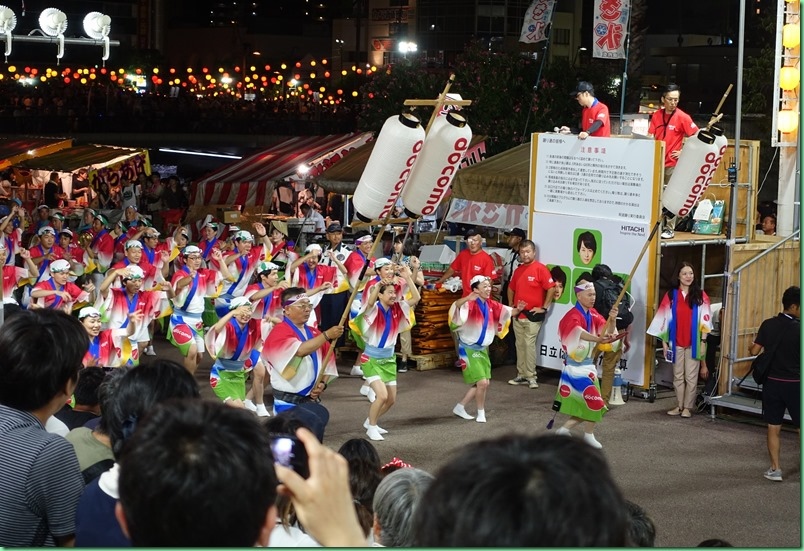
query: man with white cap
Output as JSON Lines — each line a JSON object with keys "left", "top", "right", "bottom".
{"left": 31, "top": 259, "right": 94, "bottom": 313}
{"left": 78, "top": 306, "right": 142, "bottom": 368}
{"left": 205, "top": 296, "right": 281, "bottom": 410}
{"left": 343, "top": 232, "right": 375, "bottom": 291}
{"left": 111, "top": 241, "right": 159, "bottom": 289}
{"left": 97, "top": 264, "right": 167, "bottom": 365}
{"left": 214, "top": 223, "right": 271, "bottom": 317}
{"left": 29, "top": 226, "right": 66, "bottom": 285}
{"left": 169, "top": 245, "right": 234, "bottom": 373}
{"left": 448, "top": 275, "right": 522, "bottom": 423}
{"left": 288, "top": 243, "right": 344, "bottom": 325}
{"left": 1, "top": 244, "right": 37, "bottom": 318}
{"left": 261, "top": 287, "right": 344, "bottom": 415}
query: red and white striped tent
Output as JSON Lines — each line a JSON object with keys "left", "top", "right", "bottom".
{"left": 190, "top": 133, "right": 373, "bottom": 207}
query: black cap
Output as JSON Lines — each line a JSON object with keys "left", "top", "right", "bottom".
{"left": 504, "top": 228, "right": 526, "bottom": 238}
{"left": 570, "top": 81, "right": 595, "bottom": 97}
{"left": 464, "top": 228, "right": 482, "bottom": 239}
{"left": 326, "top": 223, "right": 342, "bottom": 233}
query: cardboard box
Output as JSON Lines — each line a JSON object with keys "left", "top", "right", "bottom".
{"left": 217, "top": 209, "right": 242, "bottom": 224}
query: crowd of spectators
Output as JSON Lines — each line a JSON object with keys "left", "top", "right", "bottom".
{"left": 0, "top": 82, "right": 358, "bottom": 135}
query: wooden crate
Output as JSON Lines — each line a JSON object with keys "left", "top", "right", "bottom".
{"left": 409, "top": 351, "right": 457, "bottom": 371}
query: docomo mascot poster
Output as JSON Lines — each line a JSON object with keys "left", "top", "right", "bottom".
{"left": 661, "top": 126, "right": 727, "bottom": 217}
{"left": 353, "top": 113, "right": 425, "bottom": 222}
{"left": 402, "top": 111, "right": 473, "bottom": 217}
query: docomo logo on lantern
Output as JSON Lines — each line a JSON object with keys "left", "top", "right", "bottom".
{"left": 678, "top": 145, "right": 727, "bottom": 216}
{"left": 378, "top": 139, "right": 424, "bottom": 218}
{"left": 419, "top": 136, "right": 469, "bottom": 216}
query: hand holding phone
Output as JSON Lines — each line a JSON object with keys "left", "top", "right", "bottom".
{"left": 270, "top": 434, "right": 309, "bottom": 479}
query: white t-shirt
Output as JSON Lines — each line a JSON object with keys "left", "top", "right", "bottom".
{"left": 120, "top": 183, "right": 140, "bottom": 210}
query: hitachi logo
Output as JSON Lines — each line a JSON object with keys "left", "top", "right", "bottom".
{"left": 621, "top": 225, "right": 644, "bottom": 233}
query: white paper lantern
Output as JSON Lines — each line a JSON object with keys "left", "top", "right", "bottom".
{"left": 401, "top": 111, "right": 472, "bottom": 217}
{"left": 353, "top": 113, "right": 425, "bottom": 222}
{"left": 662, "top": 129, "right": 725, "bottom": 217}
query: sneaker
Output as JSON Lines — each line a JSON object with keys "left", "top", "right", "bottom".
{"left": 476, "top": 409, "right": 486, "bottom": 423}
{"left": 397, "top": 357, "right": 408, "bottom": 373}
{"left": 555, "top": 427, "right": 572, "bottom": 436}
{"left": 680, "top": 409, "right": 692, "bottom": 418}
{"left": 666, "top": 407, "right": 682, "bottom": 416}
{"left": 367, "top": 388, "right": 376, "bottom": 403}
{"left": 583, "top": 432, "right": 603, "bottom": 449}
{"left": 350, "top": 365, "right": 364, "bottom": 377}
{"left": 366, "top": 425, "right": 385, "bottom": 441}
{"left": 528, "top": 378, "right": 539, "bottom": 389}
{"left": 661, "top": 229, "right": 675, "bottom": 239}
{"left": 144, "top": 345, "right": 156, "bottom": 356}
{"left": 452, "top": 403, "right": 474, "bottom": 420}
{"left": 255, "top": 403, "right": 271, "bottom": 418}
{"left": 359, "top": 384, "right": 370, "bottom": 396}
{"left": 508, "top": 376, "right": 529, "bottom": 386}
{"left": 764, "top": 468, "right": 783, "bottom": 482}
{"left": 363, "top": 418, "right": 388, "bottom": 434}
{"left": 243, "top": 399, "right": 257, "bottom": 412}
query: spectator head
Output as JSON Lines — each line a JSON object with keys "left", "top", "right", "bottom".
{"left": 96, "top": 368, "right": 129, "bottom": 436}
{"left": 0, "top": 309, "right": 88, "bottom": 412}
{"left": 761, "top": 213, "right": 776, "bottom": 234}
{"left": 625, "top": 500, "right": 656, "bottom": 546}
{"left": 698, "top": 539, "right": 734, "bottom": 547}
{"left": 373, "top": 468, "right": 434, "bottom": 547}
{"left": 105, "top": 359, "right": 199, "bottom": 459}
{"left": 571, "top": 81, "right": 597, "bottom": 106}
{"left": 116, "top": 399, "right": 278, "bottom": 547}
{"left": 413, "top": 434, "right": 629, "bottom": 546}
{"left": 338, "top": 438, "right": 382, "bottom": 537}
{"left": 591, "top": 263, "right": 613, "bottom": 281}
{"left": 73, "top": 366, "right": 106, "bottom": 409}
{"left": 782, "top": 285, "right": 800, "bottom": 314}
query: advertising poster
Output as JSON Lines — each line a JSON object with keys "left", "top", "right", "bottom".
{"left": 529, "top": 134, "right": 661, "bottom": 387}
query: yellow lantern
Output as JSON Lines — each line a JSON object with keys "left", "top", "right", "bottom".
{"left": 778, "top": 109, "right": 799, "bottom": 133}
{"left": 780, "top": 66, "right": 800, "bottom": 90}
{"left": 783, "top": 24, "right": 800, "bottom": 49}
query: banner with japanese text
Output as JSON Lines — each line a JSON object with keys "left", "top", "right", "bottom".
{"left": 446, "top": 199, "right": 529, "bottom": 230}
{"left": 593, "top": 0, "right": 630, "bottom": 59}
{"left": 519, "top": 0, "right": 556, "bottom": 44}
{"left": 528, "top": 133, "right": 661, "bottom": 388}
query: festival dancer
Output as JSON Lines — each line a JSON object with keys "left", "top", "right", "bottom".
{"left": 553, "top": 275, "right": 619, "bottom": 449}
{"left": 205, "top": 296, "right": 281, "bottom": 409}
{"left": 242, "top": 261, "right": 288, "bottom": 416}
{"left": 96, "top": 265, "right": 168, "bottom": 365}
{"left": 1, "top": 245, "right": 37, "bottom": 318}
{"left": 30, "top": 258, "right": 95, "bottom": 313}
{"left": 214, "top": 225, "right": 271, "bottom": 317}
{"left": 168, "top": 245, "right": 233, "bottom": 374}
{"left": 199, "top": 220, "right": 222, "bottom": 265}
{"left": 288, "top": 244, "right": 345, "bottom": 326}
{"left": 261, "top": 287, "right": 344, "bottom": 415}
{"left": 351, "top": 265, "right": 420, "bottom": 441}
{"left": 29, "top": 226, "right": 65, "bottom": 285}
{"left": 449, "top": 275, "right": 520, "bottom": 423}
{"left": 266, "top": 221, "right": 299, "bottom": 280}
{"left": 78, "top": 306, "right": 143, "bottom": 368}
{"left": 344, "top": 232, "right": 375, "bottom": 378}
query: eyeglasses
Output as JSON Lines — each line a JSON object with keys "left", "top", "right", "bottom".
{"left": 185, "top": 255, "right": 202, "bottom": 261}
{"left": 290, "top": 302, "right": 313, "bottom": 310}
{"left": 663, "top": 97, "right": 680, "bottom": 103}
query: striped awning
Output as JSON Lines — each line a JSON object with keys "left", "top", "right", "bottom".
{"left": 190, "top": 133, "right": 373, "bottom": 207}
{"left": 0, "top": 137, "right": 73, "bottom": 170}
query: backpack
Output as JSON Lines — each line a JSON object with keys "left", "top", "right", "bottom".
{"left": 593, "top": 277, "right": 634, "bottom": 330}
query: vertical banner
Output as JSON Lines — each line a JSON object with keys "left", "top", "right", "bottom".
{"left": 529, "top": 133, "right": 661, "bottom": 387}
{"left": 519, "top": 0, "right": 556, "bottom": 44}
{"left": 592, "top": 0, "right": 630, "bottom": 59}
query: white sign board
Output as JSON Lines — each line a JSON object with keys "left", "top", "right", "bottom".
{"left": 529, "top": 134, "right": 661, "bottom": 387}
{"left": 533, "top": 134, "right": 656, "bottom": 223}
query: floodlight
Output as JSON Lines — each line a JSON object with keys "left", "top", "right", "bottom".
{"left": 83, "top": 12, "right": 112, "bottom": 60}
{"left": 0, "top": 5, "right": 17, "bottom": 58}
{"left": 39, "top": 8, "right": 67, "bottom": 60}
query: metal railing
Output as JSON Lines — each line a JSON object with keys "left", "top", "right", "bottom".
{"left": 708, "top": 230, "right": 800, "bottom": 417}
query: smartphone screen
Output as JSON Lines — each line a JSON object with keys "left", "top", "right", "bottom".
{"left": 269, "top": 434, "right": 309, "bottom": 479}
